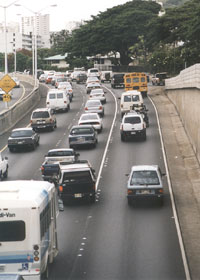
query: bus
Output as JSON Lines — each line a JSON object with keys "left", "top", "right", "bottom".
{"left": 124, "top": 72, "right": 148, "bottom": 97}
{"left": 0, "top": 180, "right": 59, "bottom": 280}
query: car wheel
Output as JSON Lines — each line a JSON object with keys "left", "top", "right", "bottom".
{"left": 0, "top": 171, "right": 2, "bottom": 181}
{"left": 41, "top": 261, "right": 49, "bottom": 279}
{"left": 3, "top": 166, "right": 8, "bottom": 178}
{"left": 90, "top": 194, "right": 96, "bottom": 203}
{"left": 141, "top": 132, "right": 146, "bottom": 141}
{"left": 121, "top": 133, "right": 125, "bottom": 142}
{"left": 127, "top": 197, "right": 132, "bottom": 205}
{"left": 32, "top": 143, "right": 36, "bottom": 150}
{"left": 54, "top": 121, "right": 57, "bottom": 128}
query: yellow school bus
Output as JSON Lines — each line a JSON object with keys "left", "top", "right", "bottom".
{"left": 124, "top": 72, "right": 148, "bottom": 97}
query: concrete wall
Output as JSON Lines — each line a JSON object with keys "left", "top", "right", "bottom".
{"left": 165, "top": 64, "right": 200, "bottom": 163}
{"left": 0, "top": 75, "right": 48, "bottom": 135}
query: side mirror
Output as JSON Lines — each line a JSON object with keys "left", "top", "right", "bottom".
{"left": 125, "top": 173, "right": 129, "bottom": 177}
{"left": 161, "top": 173, "right": 166, "bottom": 177}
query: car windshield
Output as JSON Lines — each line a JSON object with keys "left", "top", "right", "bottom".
{"left": 124, "top": 116, "right": 141, "bottom": 124}
{"left": 130, "top": 170, "right": 160, "bottom": 185}
{"left": 71, "top": 127, "right": 94, "bottom": 135}
{"left": 32, "top": 111, "right": 49, "bottom": 118}
{"left": 63, "top": 171, "right": 93, "bottom": 184}
{"left": 11, "top": 130, "right": 33, "bottom": 138}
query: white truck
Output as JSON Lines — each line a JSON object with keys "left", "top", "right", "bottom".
{"left": 0, "top": 152, "right": 8, "bottom": 180}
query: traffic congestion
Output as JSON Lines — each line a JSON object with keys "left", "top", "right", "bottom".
{"left": 0, "top": 69, "right": 186, "bottom": 280}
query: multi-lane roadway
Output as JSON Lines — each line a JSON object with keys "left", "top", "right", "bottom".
{"left": 0, "top": 82, "right": 187, "bottom": 280}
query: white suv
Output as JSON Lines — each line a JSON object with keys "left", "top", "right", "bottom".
{"left": 120, "top": 112, "right": 146, "bottom": 141}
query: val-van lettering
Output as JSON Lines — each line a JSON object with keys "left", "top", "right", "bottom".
{"left": 0, "top": 212, "right": 16, "bottom": 218}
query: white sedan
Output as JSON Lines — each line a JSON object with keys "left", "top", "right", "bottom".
{"left": 89, "top": 88, "right": 106, "bottom": 104}
{"left": 78, "top": 113, "right": 103, "bottom": 132}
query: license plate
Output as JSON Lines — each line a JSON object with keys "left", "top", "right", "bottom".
{"left": 76, "top": 137, "right": 84, "bottom": 143}
{"left": 0, "top": 265, "right": 5, "bottom": 272}
{"left": 131, "top": 132, "right": 136, "bottom": 135}
{"left": 18, "top": 141, "right": 24, "bottom": 144}
{"left": 74, "top": 193, "right": 82, "bottom": 198}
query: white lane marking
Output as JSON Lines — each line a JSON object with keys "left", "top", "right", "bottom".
{"left": 95, "top": 86, "right": 118, "bottom": 190}
{"left": 149, "top": 96, "right": 191, "bottom": 280}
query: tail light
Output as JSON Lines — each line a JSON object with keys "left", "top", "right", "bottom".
{"left": 40, "top": 166, "right": 44, "bottom": 174}
{"left": 47, "top": 102, "right": 49, "bottom": 105}
{"left": 99, "top": 106, "right": 102, "bottom": 110}
{"left": 50, "top": 118, "right": 53, "bottom": 123}
{"left": 158, "top": 189, "right": 164, "bottom": 193}
{"left": 127, "top": 189, "right": 133, "bottom": 195}
{"left": 85, "top": 107, "right": 88, "bottom": 111}
{"left": 121, "top": 104, "right": 123, "bottom": 108}
{"left": 64, "top": 101, "right": 67, "bottom": 103}
{"left": 30, "top": 120, "right": 32, "bottom": 124}
{"left": 59, "top": 185, "right": 63, "bottom": 192}
{"left": 33, "top": 244, "right": 40, "bottom": 262}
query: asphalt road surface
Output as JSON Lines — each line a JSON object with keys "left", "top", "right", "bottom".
{"left": 0, "top": 82, "right": 186, "bottom": 280}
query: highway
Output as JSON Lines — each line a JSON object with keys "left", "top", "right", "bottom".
{"left": 0, "top": 82, "right": 186, "bottom": 280}
{"left": 0, "top": 81, "right": 33, "bottom": 112}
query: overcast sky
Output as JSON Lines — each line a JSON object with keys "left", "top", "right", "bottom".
{"left": 0, "top": 0, "right": 129, "bottom": 31}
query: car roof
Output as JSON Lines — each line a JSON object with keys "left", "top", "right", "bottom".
{"left": 12, "top": 127, "right": 33, "bottom": 132}
{"left": 80, "top": 113, "right": 99, "bottom": 117}
{"left": 122, "top": 90, "right": 141, "bottom": 95}
{"left": 32, "top": 108, "right": 50, "bottom": 112}
{"left": 86, "top": 99, "right": 101, "bottom": 104}
{"left": 48, "top": 148, "right": 74, "bottom": 153}
{"left": 131, "top": 165, "right": 159, "bottom": 172}
{"left": 71, "top": 124, "right": 94, "bottom": 129}
{"left": 87, "top": 83, "right": 100, "bottom": 87}
{"left": 59, "top": 162, "right": 91, "bottom": 171}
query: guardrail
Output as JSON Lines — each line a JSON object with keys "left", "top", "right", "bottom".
{"left": 0, "top": 74, "right": 47, "bottom": 136}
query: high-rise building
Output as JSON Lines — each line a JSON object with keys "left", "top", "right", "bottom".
{"left": 21, "top": 14, "right": 50, "bottom": 48}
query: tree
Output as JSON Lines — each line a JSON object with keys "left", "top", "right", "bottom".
{"left": 65, "top": 0, "right": 161, "bottom": 65}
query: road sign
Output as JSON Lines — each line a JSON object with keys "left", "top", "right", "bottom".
{"left": 3, "top": 94, "right": 11, "bottom": 102}
{"left": 0, "top": 74, "right": 16, "bottom": 93}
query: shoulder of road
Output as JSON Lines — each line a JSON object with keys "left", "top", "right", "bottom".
{"left": 149, "top": 86, "right": 200, "bottom": 280}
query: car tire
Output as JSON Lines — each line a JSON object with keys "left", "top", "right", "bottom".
{"left": 141, "top": 132, "right": 146, "bottom": 141}
{"left": 127, "top": 197, "right": 132, "bottom": 205}
{"left": 32, "top": 143, "right": 36, "bottom": 150}
{"left": 90, "top": 194, "right": 96, "bottom": 203}
{"left": 121, "top": 133, "right": 125, "bottom": 142}
{"left": 3, "top": 166, "right": 8, "bottom": 178}
{"left": 9, "top": 147, "right": 14, "bottom": 153}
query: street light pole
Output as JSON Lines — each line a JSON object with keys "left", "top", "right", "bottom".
{"left": 15, "top": 4, "right": 57, "bottom": 87}
{"left": 0, "top": 0, "right": 20, "bottom": 74}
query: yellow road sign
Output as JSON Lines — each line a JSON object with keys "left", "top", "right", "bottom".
{"left": 3, "top": 93, "right": 11, "bottom": 102}
{"left": 0, "top": 74, "right": 16, "bottom": 93}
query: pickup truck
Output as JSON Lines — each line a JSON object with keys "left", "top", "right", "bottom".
{"left": 41, "top": 148, "right": 79, "bottom": 181}
{"left": 0, "top": 152, "right": 8, "bottom": 180}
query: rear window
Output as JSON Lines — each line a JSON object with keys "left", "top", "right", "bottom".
{"left": 57, "top": 93, "right": 64, "bottom": 99}
{"left": 141, "top": 77, "right": 146, "bottom": 82}
{"left": 49, "top": 93, "right": 56, "bottom": 99}
{"left": 48, "top": 151, "right": 74, "bottom": 157}
{"left": 123, "top": 95, "right": 132, "bottom": 102}
{"left": 130, "top": 171, "right": 160, "bottom": 185}
{"left": 63, "top": 171, "right": 93, "bottom": 184}
{"left": 133, "top": 78, "right": 139, "bottom": 83}
{"left": 0, "top": 221, "right": 25, "bottom": 242}
{"left": 32, "top": 111, "right": 49, "bottom": 118}
{"left": 11, "top": 130, "right": 33, "bottom": 138}
{"left": 124, "top": 116, "right": 141, "bottom": 124}
{"left": 71, "top": 127, "right": 94, "bottom": 135}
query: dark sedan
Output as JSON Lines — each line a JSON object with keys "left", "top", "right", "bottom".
{"left": 8, "top": 128, "right": 40, "bottom": 152}
{"left": 69, "top": 125, "right": 98, "bottom": 149}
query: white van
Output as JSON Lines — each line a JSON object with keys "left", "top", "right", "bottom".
{"left": 120, "top": 90, "right": 143, "bottom": 117}
{"left": 46, "top": 89, "right": 70, "bottom": 112}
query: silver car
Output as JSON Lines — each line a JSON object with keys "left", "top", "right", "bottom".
{"left": 126, "top": 165, "right": 165, "bottom": 206}
{"left": 78, "top": 113, "right": 103, "bottom": 132}
{"left": 84, "top": 99, "right": 104, "bottom": 117}
{"left": 89, "top": 88, "right": 106, "bottom": 104}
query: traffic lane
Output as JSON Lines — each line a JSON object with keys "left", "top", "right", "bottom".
{"left": 0, "top": 84, "right": 87, "bottom": 180}
{"left": 48, "top": 85, "right": 117, "bottom": 280}
{"left": 66, "top": 94, "right": 186, "bottom": 279}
